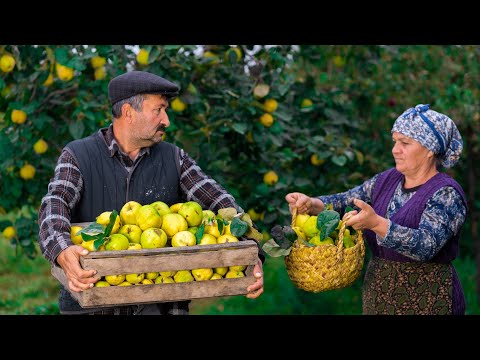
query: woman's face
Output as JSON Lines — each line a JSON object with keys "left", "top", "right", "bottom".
{"left": 391, "top": 132, "right": 433, "bottom": 176}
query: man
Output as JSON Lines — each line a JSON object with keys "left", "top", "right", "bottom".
{"left": 38, "top": 70, "right": 264, "bottom": 315}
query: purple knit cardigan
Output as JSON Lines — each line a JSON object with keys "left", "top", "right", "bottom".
{"left": 365, "top": 168, "right": 468, "bottom": 314}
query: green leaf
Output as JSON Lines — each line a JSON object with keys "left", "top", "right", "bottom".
{"left": 81, "top": 232, "right": 103, "bottom": 241}
{"left": 331, "top": 155, "right": 347, "bottom": 166}
{"left": 164, "top": 45, "right": 181, "bottom": 51}
{"left": 78, "top": 222, "right": 104, "bottom": 236}
{"left": 232, "top": 123, "right": 247, "bottom": 134}
{"left": 196, "top": 223, "right": 205, "bottom": 244}
{"left": 274, "top": 109, "right": 292, "bottom": 121}
{"left": 230, "top": 217, "right": 249, "bottom": 237}
{"left": 262, "top": 239, "right": 292, "bottom": 257}
{"left": 283, "top": 226, "right": 297, "bottom": 243}
{"left": 294, "top": 178, "right": 311, "bottom": 187}
{"left": 345, "top": 206, "right": 355, "bottom": 213}
{"left": 104, "top": 210, "right": 118, "bottom": 237}
{"left": 93, "top": 236, "right": 106, "bottom": 251}
{"left": 69, "top": 121, "right": 85, "bottom": 139}
{"left": 270, "top": 225, "right": 292, "bottom": 249}
{"left": 54, "top": 48, "right": 69, "bottom": 65}
{"left": 317, "top": 210, "right": 340, "bottom": 241}
{"left": 216, "top": 218, "right": 224, "bottom": 235}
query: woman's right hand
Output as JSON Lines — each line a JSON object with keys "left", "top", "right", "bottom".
{"left": 285, "top": 192, "right": 321, "bottom": 215}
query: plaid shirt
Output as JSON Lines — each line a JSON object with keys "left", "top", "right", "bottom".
{"left": 38, "top": 125, "right": 243, "bottom": 265}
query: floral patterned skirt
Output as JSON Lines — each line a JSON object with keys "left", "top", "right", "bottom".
{"left": 362, "top": 256, "right": 452, "bottom": 315}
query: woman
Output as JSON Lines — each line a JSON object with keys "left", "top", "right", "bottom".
{"left": 286, "top": 104, "right": 467, "bottom": 315}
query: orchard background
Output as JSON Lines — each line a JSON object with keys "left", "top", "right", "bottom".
{"left": 1, "top": 45, "right": 479, "bottom": 314}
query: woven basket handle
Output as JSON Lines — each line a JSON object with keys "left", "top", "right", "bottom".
{"left": 291, "top": 207, "right": 298, "bottom": 227}
{"left": 336, "top": 212, "right": 354, "bottom": 252}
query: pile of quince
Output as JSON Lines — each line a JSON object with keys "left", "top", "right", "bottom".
{"left": 95, "top": 264, "right": 248, "bottom": 287}
{"left": 73, "top": 201, "right": 262, "bottom": 252}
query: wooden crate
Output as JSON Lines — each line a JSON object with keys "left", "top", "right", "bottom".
{"left": 51, "top": 239, "right": 259, "bottom": 308}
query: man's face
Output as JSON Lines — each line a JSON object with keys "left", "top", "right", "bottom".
{"left": 131, "top": 94, "right": 170, "bottom": 146}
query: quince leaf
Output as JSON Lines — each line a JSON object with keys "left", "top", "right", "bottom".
{"left": 78, "top": 222, "right": 104, "bottom": 236}
{"left": 283, "top": 226, "right": 297, "bottom": 243}
{"left": 345, "top": 206, "right": 355, "bottom": 213}
{"left": 196, "top": 223, "right": 205, "bottom": 244}
{"left": 317, "top": 210, "right": 340, "bottom": 241}
{"left": 218, "top": 207, "right": 237, "bottom": 221}
{"left": 103, "top": 210, "right": 119, "bottom": 237}
{"left": 93, "top": 235, "right": 106, "bottom": 251}
{"left": 262, "top": 239, "right": 292, "bottom": 257}
{"left": 270, "top": 225, "right": 292, "bottom": 249}
{"left": 230, "top": 217, "right": 249, "bottom": 237}
{"left": 216, "top": 216, "right": 224, "bottom": 235}
{"left": 81, "top": 232, "right": 102, "bottom": 241}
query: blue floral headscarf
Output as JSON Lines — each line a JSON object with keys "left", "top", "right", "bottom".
{"left": 391, "top": 104, "right": 463, "bottom": 168}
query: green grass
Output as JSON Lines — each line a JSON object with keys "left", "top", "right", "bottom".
{"left": 1, "top": 238, "right": 478, "bottom": 315}
{"left": 0, "top": 240, "right": 60, "bottom": 315}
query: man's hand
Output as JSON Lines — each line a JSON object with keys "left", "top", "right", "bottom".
{"left": 56, "top": 245, "right": 99, "bottom": 292}
{"left": 246, "top": 258, "right": 264, "bottom": 299}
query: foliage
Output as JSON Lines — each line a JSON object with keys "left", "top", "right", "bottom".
{"left": 0, "top": 45, "right": 478, "bottom": 264}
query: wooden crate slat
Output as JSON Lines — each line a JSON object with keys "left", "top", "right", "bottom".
{"left": 81, "top": 243, "right": 258, "bottom": 276}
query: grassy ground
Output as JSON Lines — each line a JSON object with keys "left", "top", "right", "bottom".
{"left": 1, "top": 238, "right": 478, "bottom": 315}
{"left": 0, "top": 240, "right": 59, "bottom": 315}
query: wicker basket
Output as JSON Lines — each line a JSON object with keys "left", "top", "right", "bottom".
{"left": 284, "top": 209, "right": 365, "bottom": 293}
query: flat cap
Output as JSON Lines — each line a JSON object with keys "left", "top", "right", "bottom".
{"left": 108, "top": 71, "right": 179, "bottom": 105}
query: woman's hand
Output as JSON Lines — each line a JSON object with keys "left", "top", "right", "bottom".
{"left": 344, "top": 198, "right": 388, "bottom": 238}
{"left": 285, "top": 192, "right": 324, "bottom": 215}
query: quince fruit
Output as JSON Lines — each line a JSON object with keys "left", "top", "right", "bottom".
{"left": 225, "top": 270, "right": 245, "bottom": 279}
{"left": 178, "top": 201, "right": 203, "bottom": 227}
{"left": 140, "top": 228, "right": 168, "bottom": 249}
{"left": 105, "top": 274, "right": 125, "bottom": 286}
{"left": 70, "top": 225, "right": 83, "bottom": 245}
{"left": 94, "top": 281, "right": 111, "bottom": 287}
{"left": 136, "top": 205, "right": 162, "bottom": 231}
{"left": 161, "top": 213, "right": 188, "bottom": 237}
{"left": 96, "top": 211, "right": 121, "bottom": 234}
{"left": 119, "top": 224, "right": 142, "bottom": 244}
{"left": 105, "top": 233, "right": 130, "bottom": 251}
{"left": 191, "top": 268, "right": 213, "bottom": 281}
{"left": 174, "top": 270, "right": 194, "bottom": 283}
{"left": 171, "top": 230, "right": 196, "bottom": 247}
{"left": 217, "top": 234, "right": 239, "bottom": 243}
{"left": 119, "top": 201, "right": 142, "bottom": 225}
{"left": 125, "top": 273, "right": 145, "bottom": 284}
{"left": 0, "top": 54, "right": 16, "bottom": 72}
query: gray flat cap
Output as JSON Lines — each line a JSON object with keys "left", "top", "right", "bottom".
{"left": 108, "top": 71, "right": 179, "bottom": 105}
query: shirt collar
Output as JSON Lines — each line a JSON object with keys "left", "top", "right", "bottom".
{"left": 101, "top": 124, "right": 151, "bottom": 158}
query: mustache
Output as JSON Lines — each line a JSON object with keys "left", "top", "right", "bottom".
{"left": 157, "top": 124, "right": 167, "bottom": 132}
